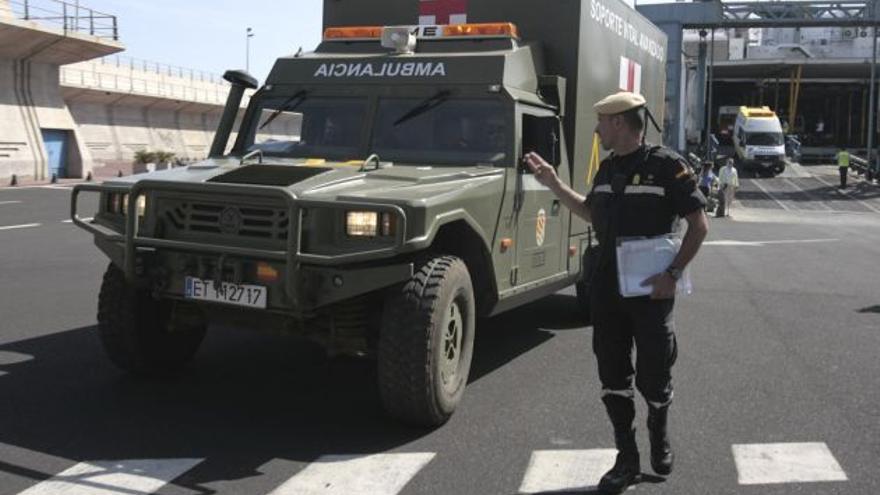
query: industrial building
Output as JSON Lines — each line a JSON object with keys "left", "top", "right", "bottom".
{"left": 0, "top": 0, "right": 243, "bottom": 183}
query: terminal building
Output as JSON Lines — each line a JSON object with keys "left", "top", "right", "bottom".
{"left": 689, "top": 25, "right": 880, "bottom": 156}
{"left": 0, "top": 0, "right": 244, "bottom": 183}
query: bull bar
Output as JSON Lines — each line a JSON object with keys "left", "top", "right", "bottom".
{"left": 71, "top": 180, "right": 408, "bottom": 306}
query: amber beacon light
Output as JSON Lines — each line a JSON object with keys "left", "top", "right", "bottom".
{"left": 324, "top": 23, "right": 519, "bottom": 40}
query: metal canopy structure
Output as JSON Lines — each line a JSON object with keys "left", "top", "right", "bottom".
{"left": 638, "top": 1, "right": 880, "bottom": 165}
{"left": 717, "top": 1, "right": 877, "bottom": 28}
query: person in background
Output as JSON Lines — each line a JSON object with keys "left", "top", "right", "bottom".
{"left": 835, "top": 148, "right": 850, "bottom": 189}
{"left": 718, "top": 158, "right": 740, "bottom": 218}
{"left": 698, "top": 163, "right": 717, "bottom": 211}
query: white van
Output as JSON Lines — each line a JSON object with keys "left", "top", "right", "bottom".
{"left": 733, "top": 106, "right": 786, "bottom": 177}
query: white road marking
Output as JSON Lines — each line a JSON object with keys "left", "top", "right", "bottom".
{"left": 733, "top": 442, "right": 847, "bottom": 485}
{"left": 813, "top": 174, "right": 880, "bottom": 213}
{"left": 0, "top": 185, "right": 73, "bottom": 190}
{"left": 750, "top": 179, "right": 793, "bottom": 211}
{"left": 0, "top": 200, "right": 22, "bottom": 205}
{"left": 16, "top": 458, "right": 203, "bottom": 495}
{"left": 62, "top": 217, "right": 92, "bottom": 224}
{"left": 267, "top": 453, "right": 435, "bottom": 495}
{"left": 518, "top": 449, "right": 617, "bottom": 494}
{"left": 782, "top": 178, "right": 833, "bottom": 211}
{"left": 705, "top": 238, "right": 839, "bottom": 247}
{"left": 0, "top": 351, "right": 34, "bottom": 365}
{"left": 0, "top": 223, "right": 41, "bottom": 231}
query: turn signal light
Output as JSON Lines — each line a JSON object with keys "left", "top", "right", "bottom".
{"left": 443, "top": 23, "right": 519, "bottom": 38}
{"left": 256, "top": 262, "right": 279, "bottom": 283}
{"left": 500, "top": 238, "right": 513, "bottom": 252}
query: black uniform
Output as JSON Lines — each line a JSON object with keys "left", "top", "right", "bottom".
{"left": 584, "top": 144, "right": 705, "bottom": 421}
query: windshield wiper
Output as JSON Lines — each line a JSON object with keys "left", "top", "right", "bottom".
{"left": 259, "top": 90, "right": 308, "bottom": 130}
{"left": 393, "top": 90, "right": 452, "bottom": 126}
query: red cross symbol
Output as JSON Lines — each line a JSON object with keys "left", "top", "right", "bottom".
{"left": 419, "top": 0, "right": 469, "bottom": 25}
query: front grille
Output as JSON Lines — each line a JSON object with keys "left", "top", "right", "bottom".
{"left": 162, "top": 201, "right": 289, "bottom": 241}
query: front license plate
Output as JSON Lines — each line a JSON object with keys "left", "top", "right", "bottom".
{"left": 184, "top": 277, "right": 267, "bottom": 309}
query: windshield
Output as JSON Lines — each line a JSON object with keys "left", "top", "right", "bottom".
{"left": 246, "top": 96, "right": 368, "bottom": 160}
{"left": 746, "top": 132, "right": 784, "bottom": 146}
{"left": 372, "top": 97, "right": 510, "bottom": 166}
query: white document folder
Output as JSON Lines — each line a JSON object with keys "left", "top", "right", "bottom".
{"left": 616, "top": 235, "right": 693, "bottom": 298}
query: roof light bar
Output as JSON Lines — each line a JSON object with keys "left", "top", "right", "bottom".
{"left": 443, "top": 23, "right": 519, "bottom": 38}
{"left": 323, "top": 23, "right": 519, "bottom": 41}
{"left": 324, "top": 26, "right": 383, "bottom": 40}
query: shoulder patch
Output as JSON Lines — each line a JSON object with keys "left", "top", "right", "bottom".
{"left": 674, "top": 160, "right": 692, "bottom": 179}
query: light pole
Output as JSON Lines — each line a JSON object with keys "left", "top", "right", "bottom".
{"left": 246, "top": 27, "right": 254, "bottom": 73}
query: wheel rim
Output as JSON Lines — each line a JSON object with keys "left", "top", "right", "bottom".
{"left": 439, "top": 297, "right": 465, "bottom": 394}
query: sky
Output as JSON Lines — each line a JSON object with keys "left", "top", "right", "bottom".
{"left": 80, "top": 0, "right": 325, "bottom": 83}
{"left": 77, "top": 0, "right": 701, "bottom": 83}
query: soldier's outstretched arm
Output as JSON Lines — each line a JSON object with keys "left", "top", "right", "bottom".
{"left": 523, "top": 152, "right": 592, "bottom": 222}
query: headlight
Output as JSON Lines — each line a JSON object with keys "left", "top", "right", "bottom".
{"left": 346, "top": 211, "right": 395, "bottom": 237}
{"left": 346, "top": 211, "right": 378, "bottom": 237}
{"left": 108, "top": 193, "right": 146, "bottom": 217}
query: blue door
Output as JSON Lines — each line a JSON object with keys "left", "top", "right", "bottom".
{"left": 41, "top": 129, "right": 69, "bottom": 179}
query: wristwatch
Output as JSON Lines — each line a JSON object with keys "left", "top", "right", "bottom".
{"left": 665, "top": 266, "right": 683, "bottom": 281}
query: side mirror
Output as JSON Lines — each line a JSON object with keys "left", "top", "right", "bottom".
{"left": 522, "top": 115, "right": 560, "bottom": 171}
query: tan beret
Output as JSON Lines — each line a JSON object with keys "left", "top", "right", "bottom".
{"left": 593, "top": 91, "right": 647, "bottom": 115}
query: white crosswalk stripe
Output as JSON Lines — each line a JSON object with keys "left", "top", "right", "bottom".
{"left": 518, "top": 449, "right": 617, "bottom": 494}
{"left": 266, "top": 453, "right": 435, "bottom": 495}
{"left": 16, "top": 458, "right": 203, "bottom": 495}
{"left": 8, "top": 443, "right": 852, "bottom": 494}
{"left": 732, "top": 442, "right": 847, "bottom": 485}
{"left": 0, "top": 223, "right": 41, "bottom": 231}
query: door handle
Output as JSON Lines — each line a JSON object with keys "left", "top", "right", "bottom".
{"left": 551, "top": 200, "right": 561, "bottom": 216}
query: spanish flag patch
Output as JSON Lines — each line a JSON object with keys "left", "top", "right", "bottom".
{"left": 674, "top": 162, "right": 690, "bottom": 179}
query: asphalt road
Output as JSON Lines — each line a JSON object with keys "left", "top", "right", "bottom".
{"left": 1, "top": 167, "right": 879, "bottom": 495}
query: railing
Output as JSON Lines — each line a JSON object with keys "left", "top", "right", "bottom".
{"left": 60, "top": 65, "right": 232, "bottom": 106}
{"left": 96, "top": 55, "right": 226, "bottom": 85}
{"left": 8, "top": 0, "right": 118, "bottom": 40}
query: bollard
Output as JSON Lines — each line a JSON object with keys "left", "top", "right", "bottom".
{"left": 10, "top": 174, "right": 17, "bottom": 186}
{"left": 50, "top": 173, "right": 58, "bottom": 184}
{"left": 86, "top": 171, "right": 93, "bottom": 182}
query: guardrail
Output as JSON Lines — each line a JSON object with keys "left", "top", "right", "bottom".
{"left": 97, "top": 55, "right": 226, "bottom": 85}
{"left": 850, "top": 153, "right": 869, "bottom": 173}
{"left": 8, "top": 0, "right": 118, "bottom": 40}
{"left": 60, "top": 65, "right": 231, "bottom": 106}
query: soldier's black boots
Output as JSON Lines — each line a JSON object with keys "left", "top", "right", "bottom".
{"left": 598, "top": 428, "right": 641, "bottom": 494}
{"left": 599, "top": 395, "right": 640, "bottom": 494}
{"left": 647, "top": 405, "right": 674, "bottom": 475}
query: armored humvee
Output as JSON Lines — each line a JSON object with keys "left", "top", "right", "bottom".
{"left": 72, "top": 0, "right": 667, "bottom": 426}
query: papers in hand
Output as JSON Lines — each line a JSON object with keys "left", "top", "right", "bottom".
{"left": 616, "top": 236, "right": 693, "bottom": 298}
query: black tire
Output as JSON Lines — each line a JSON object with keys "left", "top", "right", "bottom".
{"left": 377, "top": 255, "right": 476, "bottom": 427}
{"left": 97, "top": 263, "right": 206, "bottom": 376}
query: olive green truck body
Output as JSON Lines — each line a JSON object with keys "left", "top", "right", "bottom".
{"left": 72, "top": 0, "right": 666, "bottom": 426}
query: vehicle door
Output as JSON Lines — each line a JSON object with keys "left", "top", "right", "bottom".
{"left": 513, "top": 106, "right": 569, "bottom": 287}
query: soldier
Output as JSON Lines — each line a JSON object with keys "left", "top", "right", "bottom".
{"left": 524, "top": 91, "right": 708, "bottom": 494}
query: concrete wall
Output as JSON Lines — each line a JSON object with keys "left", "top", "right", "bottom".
{"left": 0, "top": 4, "right": 123, "bottom": 182}
{"left": 64, "top": 92, "right": 230, "bottom": 176}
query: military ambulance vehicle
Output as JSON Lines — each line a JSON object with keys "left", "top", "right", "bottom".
{"left": 72, "top": 0, "right": 667, "bottom": 426}
{"left": 732, "top": 106, "right": 786, "bottom": 177}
